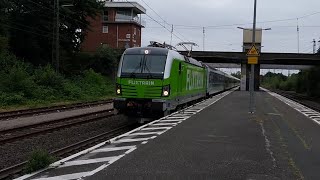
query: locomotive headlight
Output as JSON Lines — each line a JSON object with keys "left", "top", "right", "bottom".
{"left": 162, "top": 85, "right": 170, "bottom": 97}
{"left": 116, "top": 84, "right": 122, "bottom": 95}
{"left": 163, "top": 90, "right": 169, "bottom": 96}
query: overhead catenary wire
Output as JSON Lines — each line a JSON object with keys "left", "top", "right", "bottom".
{"left": 133, "top": 1, "right": 193, "bottom": 43}
{"left": 137, "top": 0, "right": 191, "bottom": 43}
{"left": 145, "top": 11, "right": 320, "bottom": 30}
{"left": 24, "top": 0, "right": 91, "bottom": 28}
{"left": 124, "top": 0, "right": 186, "bottom": 43}
{"left": 2, "top": 23, "right": 67, "bottom": 41}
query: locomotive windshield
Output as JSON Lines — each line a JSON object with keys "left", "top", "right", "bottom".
{"left": 121, "top": 54, "right": 167, "bottom": 79}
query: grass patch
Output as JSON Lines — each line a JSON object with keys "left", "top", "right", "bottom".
{"left": 25, "top": 149, "right": 56, "bottom": 173}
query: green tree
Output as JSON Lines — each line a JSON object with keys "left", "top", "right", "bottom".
{"left": 231, "top": 71, "right": 241, "bottom": 79}
{"left": 3, "top": 0, "right": 103, "bottom": 66}
{"left": 61, "top": 46, "right": 122, "bottom": 76}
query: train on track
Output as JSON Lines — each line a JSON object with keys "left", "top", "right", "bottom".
{"left": 114, "top": 42, "right": 240, "bottom": 118}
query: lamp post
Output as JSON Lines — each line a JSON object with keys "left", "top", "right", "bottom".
{"left": 248, "top": 0, "right": 258, "bottom": 113}
{"left": 237, "top": 1, "right": 270, "bottom": 113}
{"left": 55, "top": 2, "right": 74, "bottom": 73}
{"left": 237, "top": 27, "right": 271, "bottom": 31}
{"left": 56, "top": 0, "right": 59, "bottom": 73}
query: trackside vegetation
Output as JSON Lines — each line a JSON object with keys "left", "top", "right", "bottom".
{"left": 25, "top": 149, "right": 56, "bottom": 173}
{"left": 261, "top": 67, "right": 320, "bottom": 97}
{"left": 0, "top": 51, "right": 115, "bottom": 110}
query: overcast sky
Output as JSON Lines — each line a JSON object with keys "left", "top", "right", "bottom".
{"left": 132, "top": 0, "right": 320, "bottom": 53}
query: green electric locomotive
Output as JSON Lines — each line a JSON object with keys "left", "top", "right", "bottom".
{"left": 114, "top": 43, "right": 239, "bottom": 117}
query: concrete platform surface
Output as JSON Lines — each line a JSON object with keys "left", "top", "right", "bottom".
{"left": 17, "top": 90, "right": 320, "bottom": 180}
{"left": 88, "top": 91, "right": 320, "bottom": 180}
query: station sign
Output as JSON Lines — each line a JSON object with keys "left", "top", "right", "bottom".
{"left": 246, "top": 45, "right": 259, "bottom": 64}
{"left": 246, "top": 45, "right": 260, "bottom": 56}
{"left": 248, "top": 57, "right": 258, "bottom": 64}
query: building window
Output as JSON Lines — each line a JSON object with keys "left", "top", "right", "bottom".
{"left": 126, "top": 34, "right": 131, "bottom": 39}
{"left": 134, "top": 28, "right": 136, "bottom": 35}
{"left": 103, "top": 10, "right": 108, "bottom": 22}
{"left": 102, "top": 26, "right": 108, "bottom": 33}
{"left": 138, "top": 29, "right": 140, "bottom": 36}
{"left": 102, "top": 43, "right": 108, "bottom": 48}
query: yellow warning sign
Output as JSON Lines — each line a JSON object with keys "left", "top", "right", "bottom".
{"left": 246, "top": 45, "right": 260, "bottom": 56}
{"left": 248, "top": 56, "right": 258, "bottom": 64}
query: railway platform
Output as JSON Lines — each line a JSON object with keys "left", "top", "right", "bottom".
{"left": 17, "top": 89, "right": 320, "bottom": 180}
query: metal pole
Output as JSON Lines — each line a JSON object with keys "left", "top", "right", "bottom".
{"left": 297, "top": 18, "right": 300, "bottom": 53}
{"left": 249, "top": 0, "right": 257, "bottom": 113}
{"left": 203, "top": 27, "right": 205, "bottom": 51}
{"left": 313, "top": 39, "right": 316, "bottom": 54}
{"left": 56, "top": 0, "right": 60, "bottom": 73}
{"left": 52, "top": 0, "right": 55, "bottom": 65}
{"left": 170, "top": 24, "right": 173, "bottom": 45}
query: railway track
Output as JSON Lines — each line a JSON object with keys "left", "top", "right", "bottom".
{"left": 0, "top": 122, "right": 137, "bottom": 180}
{"left": 270, "top": 90, "right": 320, "bottom": 112}
{"left": 0, "top": 100, "right": 113, "bottom": 120}
{"left": 0, "top": 109, "right": 115, "bottom": 145}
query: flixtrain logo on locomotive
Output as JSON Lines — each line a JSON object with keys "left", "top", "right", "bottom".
{"left": 186, "top": 70, "right": 204, "bottom": 90}
{"left": 128, "top": 80, "right": 155, "bottom": 86}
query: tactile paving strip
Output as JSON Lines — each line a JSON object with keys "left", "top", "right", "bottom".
{"left": 264, "top": 88, "right": 320, "bottom": 125}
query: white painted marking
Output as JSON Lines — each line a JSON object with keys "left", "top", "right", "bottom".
{"left": 77, "top": 148, "right": 137, "bottom": 179}
{"left": 92, "top": 146, "right": 135, "bottom": 153}
{"left": 128, "top": 131, "right": 162, "bottom": 136}
{"left": 59, "top": 156, "right": 118, "bottom": 168}
{"left": 166, "top": 116, "right": 186, "bottom": 119}
{"left": 267, "top": 113, "right": 282, "bottom": 116}
{"left": 124, "top": 147, "right": 137, "bottom": 154}
{"left": 142, "top": 127, "right": 172, "bottom": 131}
{"left": 170, "top": 114, "right": 191, "bottom": 117}
{"left": 183, "top": 110, "right": 198, "bottom": 113}
{"left": 152, "top": 123, "right": 178, "bottom": 126}
{"left": 116, "top": 136, "right": 156, "bottom": 143}
{"left": 31, "top": 172, "right": 89, "bottom": 180}
{"left": 309, "top": 115, "right": 320, "bottom": 118}
{"left": 160, "top": 120, "right": 182, "bottom": 123}
{"left": 259, "top": 122, "right": 276, "bottom": 168}
{"left": 263, "top": 88, "right": 320, "bottom": 126}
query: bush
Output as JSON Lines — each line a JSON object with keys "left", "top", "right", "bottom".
{"left": 0, "top": 60, "right": 36, "bottom": 98}
{"left": 25, "top": 149, "right": 55, "bottom": 173}
{"left": 0, "top": 92, "right": 25, "bottom": 106}
{"left": 0, "top": 53, "right": 115, "bottom": 109}
{"left": 34, "top": 65, "right": 64, "bottom": 90}
{"left": 62, "top": 80, "right": 83, "bottom": 100}
{"left": 0, "top": 36, "right": 8, "bottom": 52}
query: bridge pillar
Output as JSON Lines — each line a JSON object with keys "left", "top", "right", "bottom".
{"left": 254, "top": 64, "right": 260, "bottom": 90}
{"left": 240, "top": 63, "right": 247, "bottom": 91}
{"left": 240, "top": 63, "right": 260, "bottom": 91}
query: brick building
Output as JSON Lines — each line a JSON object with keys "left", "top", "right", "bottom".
{"left": 81, "top": 1, "right": 146, "bottom": 52}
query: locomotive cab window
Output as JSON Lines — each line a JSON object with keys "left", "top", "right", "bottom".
{"left": 121, "top": 54, "right": 167, "bottom": 79}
